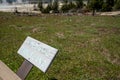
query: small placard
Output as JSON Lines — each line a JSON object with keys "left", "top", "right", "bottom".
{"left": 18, "top": 36, "right": 58, "bottom": 73}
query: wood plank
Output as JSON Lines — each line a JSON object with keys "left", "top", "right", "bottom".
{"left": 0, "top": 60, "right": 21, "bottom": 80}
{"left": 16, "top": 60, "right": 33, "bottom": 80}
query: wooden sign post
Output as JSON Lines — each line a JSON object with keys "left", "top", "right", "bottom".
{"left": 17, "top": 36, "right": 58, "bottom": 80}
{"left": 16, "top": 60, "right": 33, "bottom": 80}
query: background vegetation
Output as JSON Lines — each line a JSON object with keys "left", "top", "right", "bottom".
{"left": 0, "top": 12, "right": 120, "bottom": 80}
{"left": 38, "top": 0, "right": 120, "bottom": 15}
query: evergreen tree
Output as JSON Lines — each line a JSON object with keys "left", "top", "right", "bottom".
{"left": 38, "top": 0, "right": 43, "bottom": 12}
{"left": 106, "top": 0, "right": 114, "bottom": 7}
{"left": 88, "top": 0, "right": 103, "bottom": 16}
{"left": 51, "top": 0, "right": 59, "bottom": 12}
{"left": 0, "top": 0, "right": 2, "bottom": 3}
{"left": 102, "top": 0, "right": 115, "bottom": 11}
{"left": 68, "top": 2, "right": 76, "bottom": 10}
{"left": 42, "top": 4, "right": 52, "bottom": 13}
{"left": 7, "top": 0, "right": 12, "bottom": 3}
{"left": 63, "top": 0, "right": 68, "bottom": 4}
{"left": 114, "top": 0, "right": 120, "bottom": 10}
{"left": 61, "top": 0, "right": 69, "bottom": 12}
{"left": 76, "top": 0, "right": 83, "bottom": 9}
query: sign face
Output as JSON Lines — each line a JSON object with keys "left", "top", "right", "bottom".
{"left": 18, "top": 36, "right": 58, "bottom": 73}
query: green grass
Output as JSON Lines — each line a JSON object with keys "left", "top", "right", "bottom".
{"left": 0, "top": 12, "right": 120, "bottom": 80}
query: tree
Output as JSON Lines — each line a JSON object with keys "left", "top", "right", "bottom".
{"left": 76, "top": 0, "right": 83, "bottom": 9}
{"left": 63, "top": 0, "right": 68, "bottom": 4}
{"left": 38, "top": 0, "right": 43, "bottom": 12}
{"left": 7, "top": 0, "right": 12, "bottom": 3}
{"left": 102, "top": 3, "right": 112, "bottom": 11}
{"left": 51, "top": 0, "right": 59, "bottom": 12}
{"left": 102, "top": 0, "right": 115, "bottom": 11}
{"left": 61, "top": 0, "right": 69, "bottom": 13}
{"left": 42, "top": 4, "right": 52, "bottom": 13}
{"left": 88, "top": 0, "right": 103, "bottom": 16}
{"left": 106, "top": 0, "right": 114, "bottom": 7}
{"left": 68, "top": 2, "right": 76, "bottom": 10}
{"left": 61, "top": 3, "right": 69, "bottom": 13}
{"left": 114, "top": 0, "right": 120, "bottom": 10}
{"left": 0, "top": 0, "right": 2, "bottom": 3}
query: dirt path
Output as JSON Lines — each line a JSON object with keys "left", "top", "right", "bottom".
{"left": 100, "top": 11, "right": 120, "bottom": 16}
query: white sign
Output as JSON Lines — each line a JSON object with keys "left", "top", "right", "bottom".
{"left": 17, "top": 36, "right": 58, "bottom": 73}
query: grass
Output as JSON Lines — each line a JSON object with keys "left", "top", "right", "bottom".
{"left": 0, "top": 12, "right": 120, "bottom": 80}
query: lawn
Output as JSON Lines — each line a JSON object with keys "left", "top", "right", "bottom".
{"left": 0, "top": 12, "right": 120, "bottom": 80}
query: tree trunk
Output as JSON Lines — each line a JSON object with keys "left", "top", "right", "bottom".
{"left": 92, "top": 9, "right": 95, "bottom": 16}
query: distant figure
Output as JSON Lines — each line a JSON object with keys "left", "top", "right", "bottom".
{"left": 14, "top": 7, "right": 19, "bottom": 14}
{"left": 33, "top": 4, "right": 37, "bottom": 11}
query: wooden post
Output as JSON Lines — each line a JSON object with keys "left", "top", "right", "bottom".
{"left": 16, "top": 60, "right": 33, "bottom": 80}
